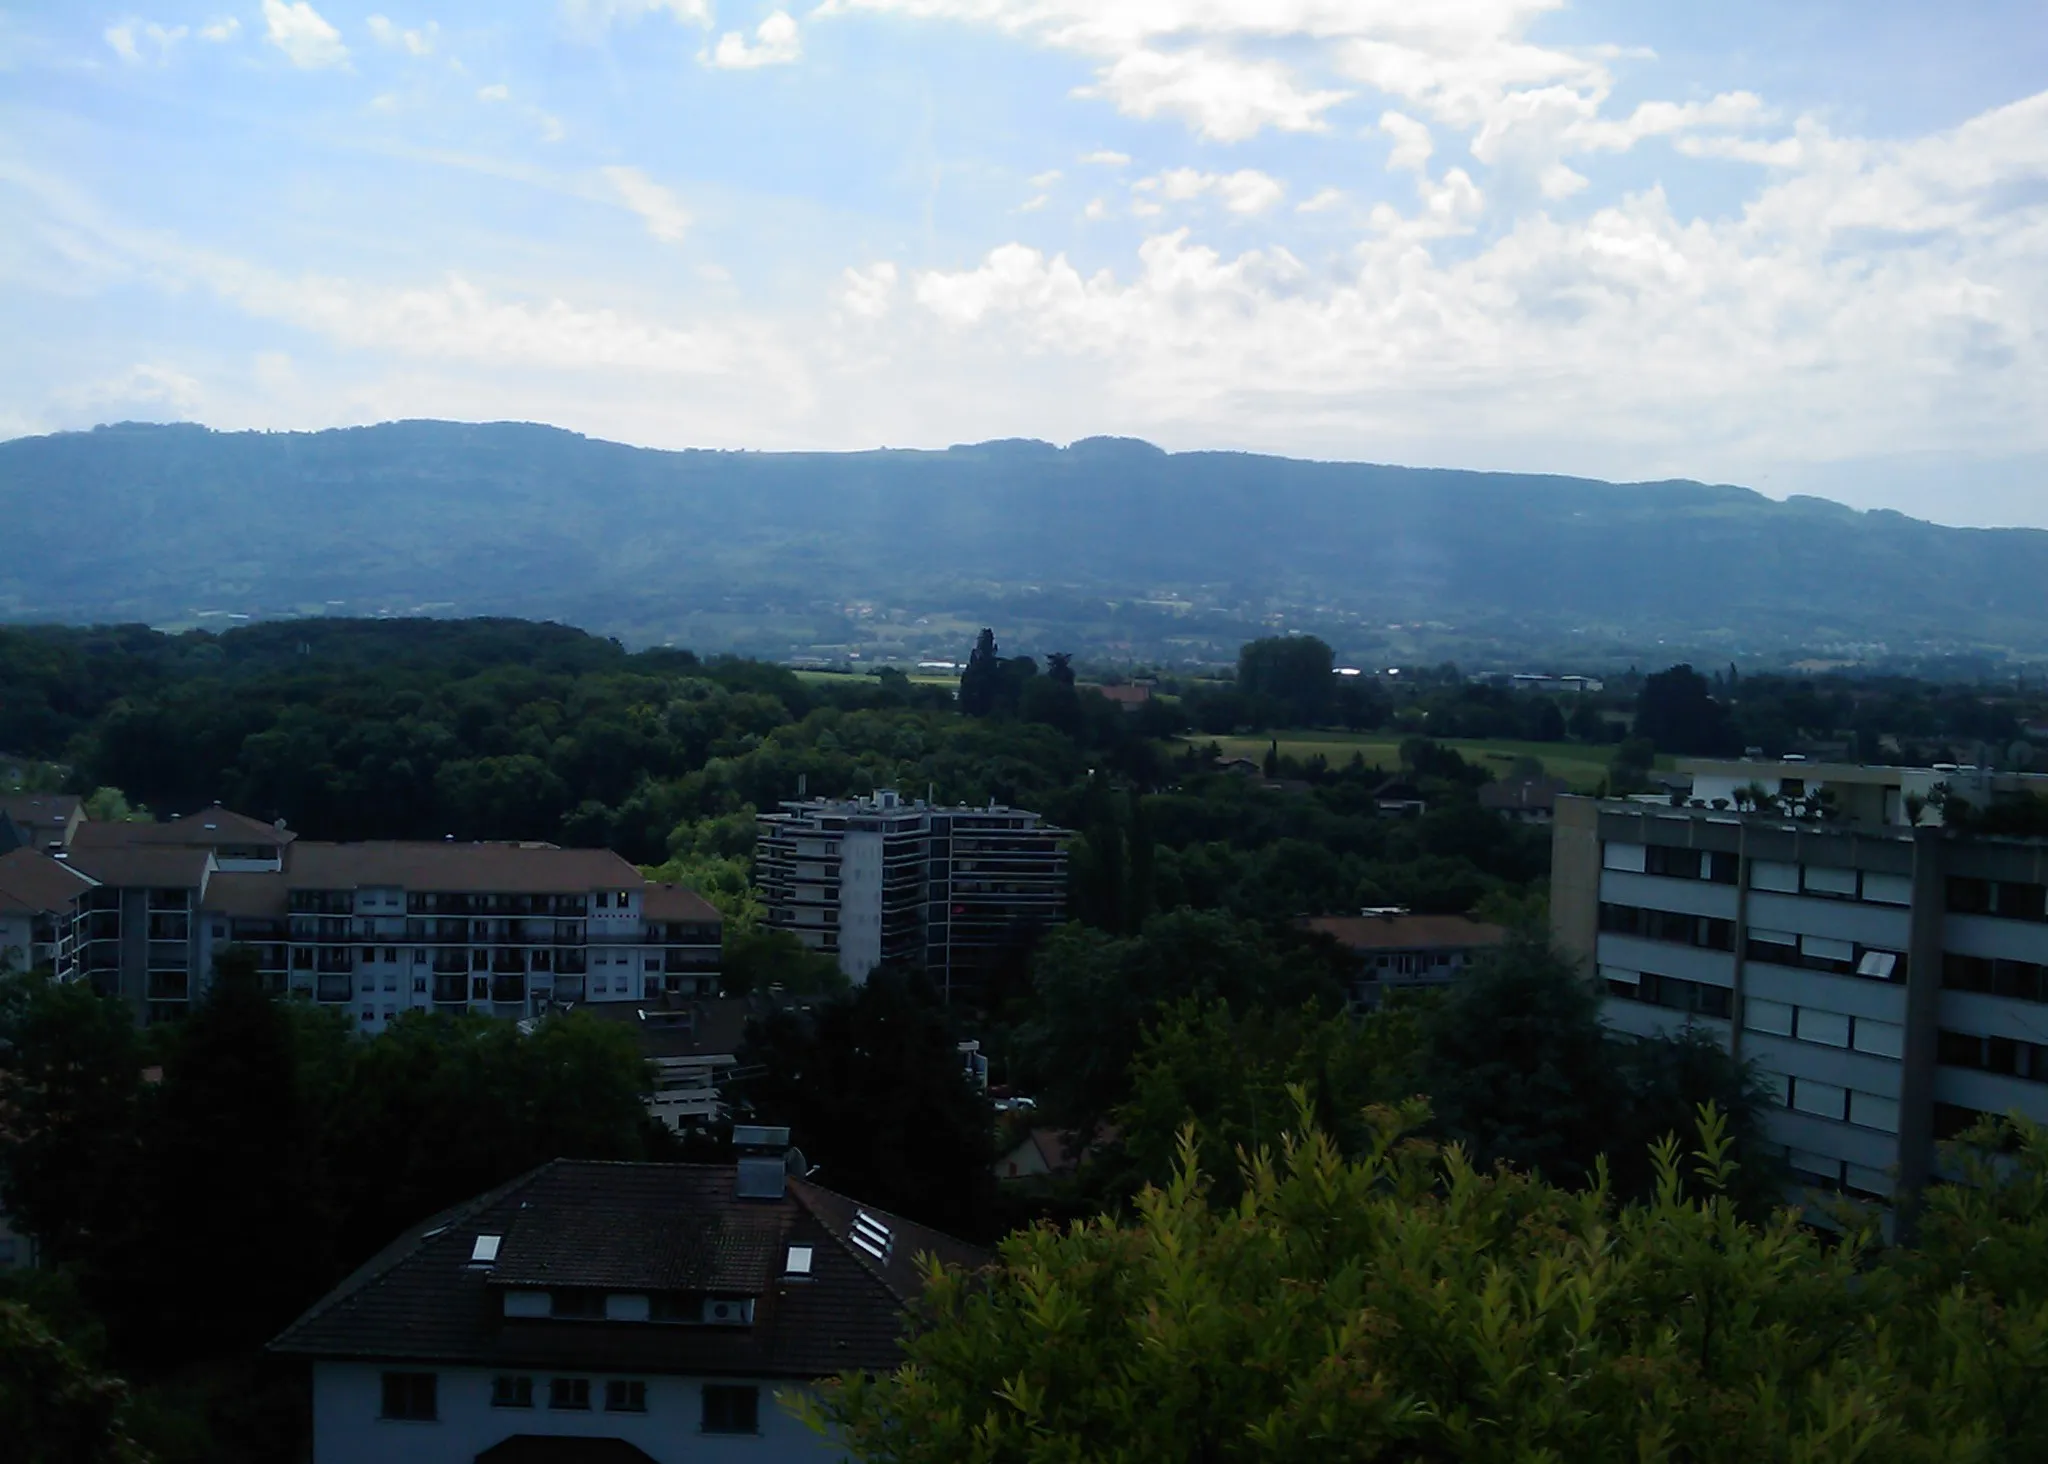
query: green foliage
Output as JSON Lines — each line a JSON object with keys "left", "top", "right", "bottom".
{"left": 1237, "top": 635, "right": 1335, "bottom": 726}
{"left": 739, "top": 970, "right": 995, "bottom": 1238}
{"left": 816, "top": 1103, "right": 2048, "bottom": 1463}
{"left": 0, "top": 1298, "right": 151, "bottom": 1464}
{"left": 719, "top": 926, "right": 849, "bottom": 1000}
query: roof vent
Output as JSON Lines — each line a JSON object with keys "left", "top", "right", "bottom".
{"left": 849, "top": 1210, "right": 893, "bottom": 1262}
{"left": 469, "top": 1233, "right": 501, "bottom": 1269}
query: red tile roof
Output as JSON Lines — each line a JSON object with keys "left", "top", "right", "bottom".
{"left": 1304, "top": 914, "right": 1507, "bottom": 952}
{"left": 641, "top": 883, "right": 723, "bottom": 922}
{"left": 0, "top": 847, "right": 96, "bottom": 915}
{"left": 72, "top": 807, "right": 293, "bottom": 851}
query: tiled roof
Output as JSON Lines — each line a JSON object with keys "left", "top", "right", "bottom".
{"left": 640, "top": 883, "right": 722, "bottom": 923}
{"left": 72, "top": 807, "right": 293, "bottom": 850}
{"left": 283, "top": 842, "right": 643, "bottom": 895}
{"left": 269, "top": 1161, "right": 989, "bottom": 1378}
{"left": 579, "top": 998, "right": 752, "bottom": 1061}
{"left": 0, "top": 847, "right": 96, "bottom": 915}
{"left": 1305, "top": 914, "right": 1507, "bottom": 952}
{"left": 0, "top": 793, "right": 81, "bottom": 831}
{"left": 199, "top": 873, "right": 291, "bottom": 919}
{"left": 63, "top": 845, "right": 213, "bottom": 890}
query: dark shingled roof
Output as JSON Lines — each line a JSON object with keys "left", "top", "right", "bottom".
{"left": 0, "top": 847, "right": 96, "bottom": 916}
{"left": 72, "top": 806, "right": 293, "bottom": 851}
{"left": 1305, "top": 914, "right": 1507, "bottom": 952}
{"left": 63, "top": 844, "right": 214, "bottom": 890}
{"left": 578, "top": 998, "right": 752, "bottom": 1061}
{"left": 283, "top": 841, "right": 642, "bottom": 895}
{"left": 270, "top": 1161, "right": 988, "bottom": 1379}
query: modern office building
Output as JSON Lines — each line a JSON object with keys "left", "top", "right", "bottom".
{"left": 1553, "top": 791, "right": 2048, "bottom": 1209}
{"left": 19, "top": 807, "right": 720, "bottom": 1029}
{"left": 754, "top": 790, "right": 1068, "bottom": 997}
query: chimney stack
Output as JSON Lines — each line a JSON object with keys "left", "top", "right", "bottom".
{"left": 733, "top": 1124, "right": 793, "bottom": 1200}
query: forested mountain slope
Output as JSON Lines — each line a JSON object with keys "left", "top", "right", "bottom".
{"left": 3, "top": 420, "right": 2044, "bottom": 655}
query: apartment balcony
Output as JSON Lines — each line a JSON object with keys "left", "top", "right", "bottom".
{"left": 552, "top": 976, "right": 586, "bottom": 1003}
{"left": 315, "top": 975, "right": 351, "bottom": 1003}
{"left": 147, "top": 915, "right": 190, "bottom": 941}
{"left": 490, "top": 951, "right": 528, "bottom": 975}
{"left": 147, "top": 941, "right": 190, "bottom": 971}
{"left": 315, "top": 954, "right": 353, "bottom": 975}
{"left": 490, "top": 974, "right": 527, "bottom": 1004}
{"left": 146, "top": 971, "right": 189, "bottom": 1000}
{"left": 432, "top": 974, "right": 469, "bottom": 1004}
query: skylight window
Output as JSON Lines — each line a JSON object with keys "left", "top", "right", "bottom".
{"left": 785, "top": 1244, "right": 814, "bottom": 1277}
{"left": 470, "top": 1233, "right": 501, "bottom": 1267}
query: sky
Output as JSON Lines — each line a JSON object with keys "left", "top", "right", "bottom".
{"left": 3, "top": 0, "right": 2045, "bottom": 525}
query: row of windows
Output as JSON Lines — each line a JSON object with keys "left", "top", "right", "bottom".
{"left": 381, "top": 1372, "right": 758, "bottom": 1431}
{"left": 1744, "top": 930, "right": 1905, "bottom": 983}
{"left": 1604, "top": 970, "right": 1733, "bottom": 1020}
{"left": 1937, "top": 1029, "right": 2048, "bottom": 1084}
{"left": 1744, "top": 999, "right": 1904, "bottom": 1058}
{"left": 1760, "top": 1073, "right": 1901, "bottom": 1134}
{"left": 1947, "top": 877, "right": 2048, "bottom": 922}
{"left": 1942, "top": 953, "right": 2048, "bottom": 1005}
{"left": 1598, "top": 903, "right": 1736, "bottom": 952}
{"left": 1749, "top": 861, "right": 1911, "bottom": 906}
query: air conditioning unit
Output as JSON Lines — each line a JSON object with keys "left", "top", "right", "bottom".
{"left": 702, "top": 1297, "right": 756, "bottom": 1325}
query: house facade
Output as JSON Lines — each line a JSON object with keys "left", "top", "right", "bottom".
{"left": 271, "top": 1139, "right": 987, "bottom": 1464}
{"left": 1305, "top": 911, "right": 1507, "bottom": 1006}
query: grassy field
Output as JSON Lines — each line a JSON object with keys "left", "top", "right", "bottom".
{"left": 1184, "top": 731, "right": 1643, "bottom": 791}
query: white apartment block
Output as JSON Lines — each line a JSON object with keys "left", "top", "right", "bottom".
{"left": 755, "top": 790, "right": 1068, "bottom": 999}
{"left": 1554, "top": 793, "right": 2048, "bottom": 1210}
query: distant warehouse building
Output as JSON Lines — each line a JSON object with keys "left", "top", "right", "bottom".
{"left": 755, "top": 790, "right": 1068, "bottom": 999}
{"left": 1552, "top": 785, "right": 2048, "bottom": 1210}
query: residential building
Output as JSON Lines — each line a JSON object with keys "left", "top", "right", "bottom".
{"left": 0, "top": 846, "right": 94, "bottom": 974}
{"left": 0, "top": 792, "right": 84, "bottom": 854}
{"left": 49, "top": 809, "right": 720, "bottom": 1029}
{"left": 754, "top": 790, "right": 1068, "bottom": 997}
{"left": 1305, "top": 911, "right": 1507, "bottom": 1006}
{"left": 1678, "top": 757, "right": 2048, "bottom": 827}
{"left": 269, "top": 1135, "right": 987, "bottom": 1464}
{"left": 582, "top": 997, "right": 753, "bottom": 1132}
{"left": 1479, "top": 776, "right": 1570, "bottom": 824}
{"left": 1552, "top": 793, "right": 2048, "bottom": 1210}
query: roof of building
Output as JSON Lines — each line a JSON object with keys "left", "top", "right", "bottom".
{"left": 0, "top": 793, "right": 81, "bottom": 830}
{"left": 578, "top": 998, "right": 752, "bottom": 1061}
{"left": 269, "top": 1160, "right": 988, "bottom": 1378}
{"left": 1305, "top": 914, "right": 1508, "bottom": 953}
{"left": 199, "top": 872, "right": 291, "bottom": 919}
{"left": 1478, "top": 776, "right": 1570, "bottom": 812}
{"left": 0, "top": 847, "right": 97, "bottom": 916}
{"left": 640, "top": 883, "right": 723, "bottom": 923}
{"left": 62, "top": 845, "right": 214, "bottom": 890}
{"left": 283, "top": 841, "right": 643, "bottom": 895}
{"left": 71, "top": 806, "right": 294, "bottom": 851}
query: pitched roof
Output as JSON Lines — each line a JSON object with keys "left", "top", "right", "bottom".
{"left": 578, "top": 998, "right": 751, "bottom": 1061}
{"left": 283, "top": 842, "right": 643, "bottom": 895}
{"left": 0, "top": 793, "right": 81, "bottom": 829}
{"left": 0, "top": 847, "right": 96, "bottom": 916}
{"left": 269, "top": 1160, "right": 989, "bottom": 1378}
{"left": 62, "top": 845, "right": 213, "bottom": 890}
{"left": 71, "top": 806, "right": 293, "bottom": 851}
{"left": 1304, "top": 914, "right": 1507, "bottom": 953}
{"left": 640, "top": 883, "right": 722, "bottom": 923}
{"left": 199, "top": 872, "right": 291, "bottom": 919}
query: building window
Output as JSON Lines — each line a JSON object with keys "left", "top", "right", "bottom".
{"left": 1609, "top": 970, "right": 1732, "bottom": 1020}
{"left": 380, "top": 1372, "right": 437, "bottom": 1421}
{"left": 1942, "top": 953, "right": 2047, "bottom": 1003}
{"left": 550, "top": 1290, "right": 607, "bottom": 1319}
{"left": 702, "top": 1384, "right": 759, "bottom": 1434}
{"left": 596, "top": 893, "right": 610, "bottom": 909}
{"left": 492, "top": 1375, "right": 534, "bottom": 1409}
{"left": 549, "top": 1378, "right": 592, "bottom": 1411}
{"left": 605, "top": 1380, "right": 648, "bottom": 1413}
{"left": 1938, "top": 1029, "right": 2048, "bottom": 1083}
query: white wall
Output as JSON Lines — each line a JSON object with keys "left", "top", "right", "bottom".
{"left": 837, "top": 832, "right": 883, "bottom": 981}
{"left": 312, "top": 1362, "right": 833, "bottom": 1464}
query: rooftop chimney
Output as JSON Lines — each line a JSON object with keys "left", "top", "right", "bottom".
{"left": 733, "top": 1124, "right": 793, "bottom": 1200}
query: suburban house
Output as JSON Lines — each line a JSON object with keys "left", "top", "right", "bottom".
{"left": 0, "top": 792, "right": 85, "bottom": 854}
{"left": 270, "top": 1132, "right": 987, "bottom": 1464}
{"left": 1479, "top": 776, "right": 1571, "bottom": 824}
{"left": 581, "top": 997, "right": 754, "bottom": 1133}
{"left": 1370, "top": 780, "right": 1429, "bottom": 818}
{"left": 1305, "top": 911, "right": 1508, "bottom": 1005}
{"left": 994, "top": 1124, "right": 1113, "bottom": 1184}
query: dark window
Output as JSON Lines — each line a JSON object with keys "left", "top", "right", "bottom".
{"left": 1937, "top": 1029, "right": 2048, "bottom": 1083}
{"left": 1644, "top": 846, "right": 1702, "bottom": 880}
{"left": 1611, "top": 971, "right": 1733, "bottom": 1020}
{"left": 702, "top": 1384, "right": 759, "bottom": 1435}
{"left": 1948, "top": 877, "right": 1992, "bottom": 914}
{"left": 605, "top": 1380, "right": 648, "bottom": 1413}
{"left": 492, "top": 1376, "right": 533, "bottom": 1409}
{"left": 549, "top": 1378, "right": 592, "bottom": 1411}
{"left": 1933, "top": 1102, "right": 1991, "bottom": 1141}
{"left": 380, "top": 1372, "right": 437, "bottom": 1421}
{"left": 1995, "top": 882, "right": 2048, "bottom": 922}
{"left": 1943, "top": 952, "right": 2047, "bottom": 1003}
{"left": 550, "top": 1290, "right": 607, "bottom": 1319}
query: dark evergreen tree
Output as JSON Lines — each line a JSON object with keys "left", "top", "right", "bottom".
{"left": 1237, "top": 635, "right": 1336, "bottom": 726}
{"left": 957, "top": 628, "right": 1001, "bottom": 716}
{"left": 1635, "top": 663, "right": 1739, "bottom": 755}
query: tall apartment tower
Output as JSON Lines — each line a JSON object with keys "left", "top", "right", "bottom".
{"left": 754, "top": 789, "right": 1069, "bottom": 999}
{"left": 1552, "top": 793, "right": 2048, "bottom": 1211}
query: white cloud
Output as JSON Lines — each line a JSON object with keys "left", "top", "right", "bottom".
{"left": 1020, "top": 194, "right": 1049, "bottom": 212}
{"left": 478, "top": 83, "right": 510, "bottom": 101}
{"left": 104, "top": 20, "right": 188, "bottom": 65}
{"left": 261, "top": 0, "right": 348, "bottom": 69}
{"left": 1379, "top": 110, "right": 1432, "bottom": 172}
{"left": 1297, "top": 186, "right": 1342, "bottom": 213}
{"left": 199, "top": 16, "right": 240, "bottom": 42}
{"left": 57, "top": 362, "right": 204, "bottom": 418}
{"left": 1080, "top": 150, "right": 1130, "bottom": 166}
{"left": 1133, "top": 167, "right": 1284, "bottom": 215}
{"left": 367, "top": 14, "right": 436, "bottom": 55}
{"left": 708, "top": 10, "right": 802, "bottom": 68}
{"left": 1030, "top": 169, "right": 1062, "bottom": 187}
{"left": 601, "top": 165, "right": 693, "bottom": 244}
{"left": 839, "top": 261, "right": 899, "bottom": 320}
{"left": 254, "top": 351, "right": 299, "bottom": 393}
{"left": 1083, "top": 47, "right": 1346, "bottom": 143}
{"left": 539, "top": 113, "right": 567, "bottom": 142}
{"left": 1083, "top": 196, "right": 1110, "bottom": 219}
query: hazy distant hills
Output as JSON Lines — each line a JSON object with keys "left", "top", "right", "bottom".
{"left": 4, "top": 420, "right": 2046, "bottom": 664}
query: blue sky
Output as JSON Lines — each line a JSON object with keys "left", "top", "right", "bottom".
{"left": 3, "top": 0, "right": 2045, "bottom": 524}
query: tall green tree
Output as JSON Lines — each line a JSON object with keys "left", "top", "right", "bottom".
{"left": 0, "top": 1300, "right": 151, "bottom": 1464}
{"left": 958, "top": 629, "right": 1002, "bottom": 717}
{"left": 1236, "top": 635, "right": 1335, "bottom": 726}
